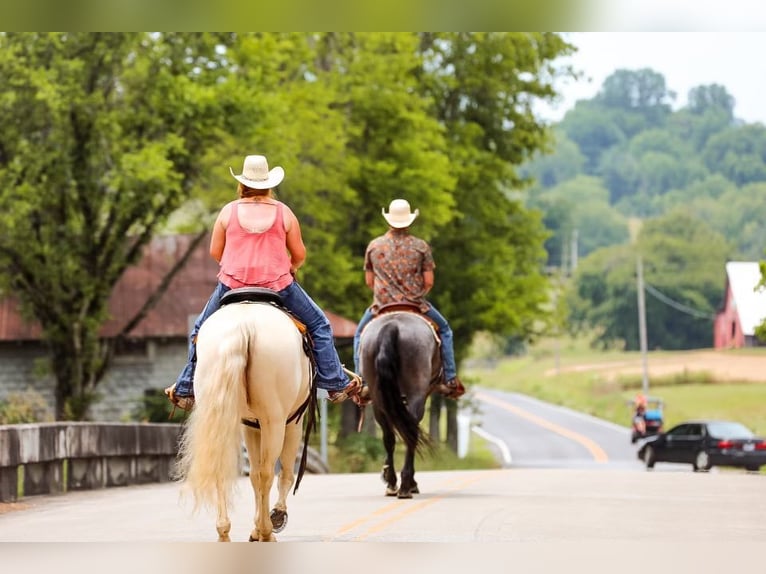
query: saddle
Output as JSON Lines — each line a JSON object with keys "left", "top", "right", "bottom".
{"left": 221, "top": 287, "right": 307, "bottom": 335}
{"left": 375, "top": 301, "right": 441, "bottom": 337}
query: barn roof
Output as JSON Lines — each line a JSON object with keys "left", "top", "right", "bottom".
{"left": 0, "top": 233, "right": 357, "bottom": 342}
{"left": 725, "top": 261, "right": 766, "bottom": 336}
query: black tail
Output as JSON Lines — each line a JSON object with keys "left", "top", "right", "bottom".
{"left": 373, "top": 322, "right": 426, "bottom": 453}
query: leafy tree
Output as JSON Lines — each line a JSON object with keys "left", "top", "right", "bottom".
{"left": 596, "top": 68, "right": 675, "bottom": 130}
{"left": 687, "top": 84, "right": 735, "bottom": 119}
{"left": 417, "top": 32, "right": 574, "bottom": 355}
{"left": 756, "top": 259, "right": 766, "bottom": 343}
{"left": 529, "top": 176, "right": 629, "bottom": 265}
{"left": 559, "top": 101, "right": 627, "bottom": 173}
{"left": 702, "top": 124, "right": 766, "bottom": 185}
{"left": 0, "top": 33, "right": 228, "bottom": 419}
{"left": 521, "top": 131, "right": 586, "bottom": 189}
{"left": 569, "top": 211, "right": 731, "bottom": 350}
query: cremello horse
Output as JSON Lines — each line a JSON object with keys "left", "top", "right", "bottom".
{"left": 175, "top": 291, "right": 314, "bottom": 541}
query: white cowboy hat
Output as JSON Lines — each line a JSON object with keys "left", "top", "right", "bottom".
{"left": 382, "top": 199, "right": 419, "bottom": 228}
{"left": 229, "top": 155, "right": 285, "bottom": 189}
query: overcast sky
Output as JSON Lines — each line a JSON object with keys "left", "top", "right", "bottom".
{"left": 539, "top": 32, "right": 766, "bottom": 125}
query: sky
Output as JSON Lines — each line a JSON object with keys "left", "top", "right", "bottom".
{"left": 539, "top": 32, "right": 766, "bottom": 125}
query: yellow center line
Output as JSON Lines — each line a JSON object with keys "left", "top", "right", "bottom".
{"left": 328, "top": 474, "right": 488, "bottom": 541}
{"left": 352, "top": 474, "right": 488, "bottom": 541}
{"left": 475, "top": 391, "right": 609, "bottom": 463}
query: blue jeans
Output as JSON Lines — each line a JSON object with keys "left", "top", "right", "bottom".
{"left": 352, "top": 302, "right": 457, "bottom": 382}
{"left": 173, "top": 280, "right": 350, "bottom": 397}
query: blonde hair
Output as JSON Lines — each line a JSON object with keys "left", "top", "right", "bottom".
{"left": 237, "top": 183, "right": 274, "bottom": 199}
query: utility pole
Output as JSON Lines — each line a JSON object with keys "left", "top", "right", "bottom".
{"left": 636, "top": 256, "right": 649, "bottom": 396}
{"left": 571, "top": 229, "right": 578, "bottom": 273}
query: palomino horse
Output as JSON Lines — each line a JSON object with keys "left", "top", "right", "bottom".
{"left": 175, "top": 288, "right": 315, "bottom": 542}
{"left": 358, "top": 308, "right": 441, "bottom": 498}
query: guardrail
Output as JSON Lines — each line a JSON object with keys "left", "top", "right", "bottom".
{"left": 0, "top": 422, "right": 182, "bottom": 503}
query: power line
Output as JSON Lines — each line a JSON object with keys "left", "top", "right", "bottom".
{"left": 644, "top": 283, "right": 716, "bottom": 320}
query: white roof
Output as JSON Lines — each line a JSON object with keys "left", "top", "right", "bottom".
{"left": 726, "top": 261, "right": 766, "bottom": 336}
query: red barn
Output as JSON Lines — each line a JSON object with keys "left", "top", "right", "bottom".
{"left": 714, "top": 261, "right": 766, "bottom": 348}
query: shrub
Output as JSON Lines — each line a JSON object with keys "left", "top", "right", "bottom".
{"left": 0, "top": 389, "right": 54, "bottom": 424}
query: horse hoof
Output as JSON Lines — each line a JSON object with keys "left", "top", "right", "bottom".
{"left": 411, "top": 486, "right": 419, "bottom": 494}
{"left": 270, "top": 509, "right": 288, "bottom": 533}
{"left": 397, "top": 491, "right": 413, "bottom": 499}
{"left": 385, "top": 486, "right": 398, "bottom": 496}
{"left": 249, "top": 536, "right": 257, "bottom": 542}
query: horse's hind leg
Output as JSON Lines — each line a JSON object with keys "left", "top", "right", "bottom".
{"left": 216, "top": 488, "right": 232, "bottom": 541}
{"left": 379, "top": 421, "right": 398, "bottom": 496}
{"left": 398, "top": 445, "right": 417, "bottom": 499}
{"left": 243, "top": 427, "right": 265, "bottom": 542}
{"left": 250, "top": 424, "right": 285, "bottom": 542}
{"left": 271, "top": 417, "right": 303, "bottom": 533}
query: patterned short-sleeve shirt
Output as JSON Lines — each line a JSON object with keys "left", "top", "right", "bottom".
{"left": 364, "top": 229, "right": 435, "bottom": 312}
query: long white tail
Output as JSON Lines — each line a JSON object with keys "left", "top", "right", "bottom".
{"left": 175, "top": 320, "right": 250, "bottom": 512}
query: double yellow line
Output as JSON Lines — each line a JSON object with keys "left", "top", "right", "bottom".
{"left": 475, "top": 391, "right": 609, "bottom": 463}
{"left": 327, "top": 474, "right": 488, "bottom": 541}
{"left": 329, "top": 392, "right": 609, "bottom": 540}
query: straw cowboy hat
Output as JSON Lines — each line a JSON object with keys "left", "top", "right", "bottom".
{"left": 229, "top": 155, "right": 285, "bottom": 189}
{"left": 382, "top": 199, "right": 419, "bottom": 228}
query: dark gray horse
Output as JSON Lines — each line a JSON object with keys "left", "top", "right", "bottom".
{"left": 359, "top": 309, "right": 441, "bottom": 498}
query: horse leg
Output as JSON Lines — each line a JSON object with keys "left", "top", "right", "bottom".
{"left": 216, "top": 488, "right": 232, "bottom": 541}
{"left": 402, "top": 398, "right": 426, "bottom": 497}
{"left": 380, "top": 421, "right": 398, "bottom": 496}
{"left": 251, "top": 423, "right": 285, "bottom": 542}
{"left": 398, "top": 444, "right": 417, "bottom": 499}
{"left": 243, "top": 427, "right": 263, "bottom": 542}
{"left": 271, "top": 418, "right": 302, "bottom": 533}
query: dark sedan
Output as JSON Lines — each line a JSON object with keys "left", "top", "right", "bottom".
{"left": 637, "top": 420, "right": 766, "bottom": 472}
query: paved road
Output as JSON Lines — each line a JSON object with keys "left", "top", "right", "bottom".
{"left": 472, "top": 387, "right": 667, "bottom": 470}
{"left": 1, "top": 466, "right": 764, "bottom": 544}
{"left": 2, "top": 389, "right": 763, "bottom": 573}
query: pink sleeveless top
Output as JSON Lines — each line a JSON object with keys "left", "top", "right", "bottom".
{"left": 218, "top": 200, "right": 294, "bottom": 291}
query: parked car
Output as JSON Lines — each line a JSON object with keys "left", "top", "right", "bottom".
{"left": 637, "top": 420, "right": 766, "bottom": 472}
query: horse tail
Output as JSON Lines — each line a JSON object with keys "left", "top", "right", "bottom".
{"left": 374, "top": 322, "right": 426, "bottom": 453}
{"left": 176, "top": 319, "right": 249, "bottom": 513}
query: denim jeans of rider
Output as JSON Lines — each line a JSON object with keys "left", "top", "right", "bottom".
{"left": 353, "top": 303, "right": 457, "bottom": 381}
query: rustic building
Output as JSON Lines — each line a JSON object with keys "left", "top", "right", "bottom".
{"left": 0, "top": 234, "right": 358, "bottom": 421}
{"left": 714, "top": 261, "right": 766, "bottom": 348}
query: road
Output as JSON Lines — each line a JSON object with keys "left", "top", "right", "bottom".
{"left": 1, "top": 388, "right": 763, "bottom": 570}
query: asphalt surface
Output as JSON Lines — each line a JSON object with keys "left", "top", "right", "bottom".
{"left": 1, "top": 389, "right": 763, "bottom": 571}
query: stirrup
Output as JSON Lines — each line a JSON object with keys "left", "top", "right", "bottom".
{"left": 164, "top": 384, "right": 195, "bottom": 413}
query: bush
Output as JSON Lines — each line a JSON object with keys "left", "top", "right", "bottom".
{"left": 132, "top": 390, "right": 188, "bottom": 423}
{"left": 0, "top": 389, "right": 54, "bottom": 424}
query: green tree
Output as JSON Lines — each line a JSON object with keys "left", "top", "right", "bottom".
{"left": 529, "top": 176, "right": 629, "bottom": 265}
{"left": 569, "top": 211, "right": 731, "bottom": 350}
{"left": 687, "top": 84, "right": 735, "bottom": 118}
{"left": 702, "top": 124, "right": 766, "bottom": 185}
{"left": 595, "top": 68, "right": 675, "bottom": 132}
{"left": 418, "top": 32, "right": 574, "bottom": 355}
{"left": 0, "top": 33, "right": 228, "bottom": 419}
{"left": 521, "top": 131, "right": 586, "bottom": 189}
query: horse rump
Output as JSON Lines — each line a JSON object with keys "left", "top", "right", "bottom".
{"left": 371, "top": 321, "right": 428, "bottom": 454}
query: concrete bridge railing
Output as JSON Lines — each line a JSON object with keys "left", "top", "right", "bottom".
{"left": 0, "top": 422, "right": 182, "bottom": 503}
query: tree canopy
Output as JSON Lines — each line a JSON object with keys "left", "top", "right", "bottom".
{"left": 0, "top": 32, "right": 574, "bottom": 419}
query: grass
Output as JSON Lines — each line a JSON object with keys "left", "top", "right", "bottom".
{"left": 466, "top": 336, "right": 766, "bottom": 435}
{"left": 327, "top": 421, "right": 500, "bottom": 474}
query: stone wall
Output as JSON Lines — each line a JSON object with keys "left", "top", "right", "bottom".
{"left": 0, "top": 422, "right": 182, "bottom": 502}
{"left": 0, "top": 339, "right": 188, "bottom": 422}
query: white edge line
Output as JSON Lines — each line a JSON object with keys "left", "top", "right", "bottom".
{"left": 471, "top": 425, "right": 512, "bottom": 467}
